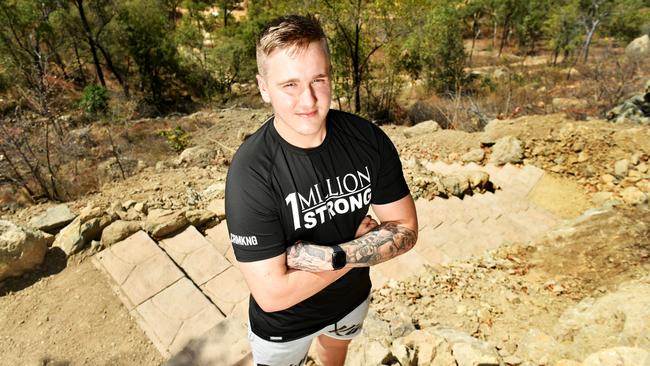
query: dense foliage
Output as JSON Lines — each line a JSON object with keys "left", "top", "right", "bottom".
{"left": 0, "top": 0, "right": 648, "bottom": 119}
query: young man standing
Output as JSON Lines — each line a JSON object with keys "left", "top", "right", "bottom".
{"left": 225, "top": 15, "right": 418, "bottom": 366}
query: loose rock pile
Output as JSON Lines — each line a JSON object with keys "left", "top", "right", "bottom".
{"left": 607, "top": 79, "right": 650, "bottom": 125}
{"left": 347, "top": 206, "right": 650, "bottom": 366}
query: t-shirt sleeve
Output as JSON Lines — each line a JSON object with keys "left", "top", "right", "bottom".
{"left": 225, "top": 161, "right": 286, "bottom": 262}
{"left": 371, "top": 125, "right": 410, "bottom": 205}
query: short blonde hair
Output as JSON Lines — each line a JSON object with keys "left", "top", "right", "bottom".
{"left": 256, "top": 15, "right": 330, "bottom": 76}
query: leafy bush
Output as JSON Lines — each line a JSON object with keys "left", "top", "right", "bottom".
{"left": 79, "top": 83, "right": 109, "bottom": 115}
{"left": 159, "top": 126, "right": 190, "bottom": 152}
{"left": 400, "top": 4, "right": 466, "bottom": 94}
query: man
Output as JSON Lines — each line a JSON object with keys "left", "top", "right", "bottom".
{"left": 225, "top": 15, "right": 418, "bottom": 366}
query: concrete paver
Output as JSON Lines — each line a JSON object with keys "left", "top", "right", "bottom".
{"left": 95, "top": 230, "right": 185, "bottom": 309}
{"left": 133, "top": 277, "right": 225, "bottom": 357}
{"left": 201, "top": 266, "right": 250, "bottom": 317}
{"left": 204, "top": 222, "right": 231, "bottom": 256}
{"left": 160, "top": 226, "right": 232, "bottom": 286}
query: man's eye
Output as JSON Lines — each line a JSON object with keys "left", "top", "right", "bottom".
{"left": 313, "top": 79, "right": 325, "bottom": 84}
{"left": 283, "top": 83, "right": 296, "bottom": 88}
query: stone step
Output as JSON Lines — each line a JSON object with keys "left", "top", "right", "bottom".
{"left": 159, "top": 226, "right": 232, "bottom": 287}
{"left": 132, "top": 278, "right": 226, "bottom": 357}
{"left": 205, "top": 221, "right": 238, "bottom": 267}
{"left": 163, "top": 302, "right": 252, "bottom": 366}
{"left": 201, "top": 266, "right": 250, "bottom": 317}
{"left": 204, "top": 223, "right": 230, "bottom": 256}
{"left": 94, "top": 230, "right": 185, "bottom": 310}
{"left": 93, "top": 231, "right": 225, "bottom": 357}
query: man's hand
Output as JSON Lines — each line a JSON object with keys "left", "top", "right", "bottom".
{"left": 286, "top": 215, "right": 379, "bottom": 271}
{"left": 286, "top": 195, "right": 417, "bottom": 272}
{"left": 355, "top": 215, "right": 378, "bottom": 238}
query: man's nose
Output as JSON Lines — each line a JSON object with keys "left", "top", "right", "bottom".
{"left": 299, "top": 84, "right": 317, "bottom": 107}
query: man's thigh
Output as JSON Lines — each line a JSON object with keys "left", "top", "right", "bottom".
{"left": 248, "top": 327, "right": 313, "bottom": 366}
{"left": 247, "top": 296, "right": 370, "bottom": 365}
{"left": 318, "top": 295, "right": 370, "bottom": 340}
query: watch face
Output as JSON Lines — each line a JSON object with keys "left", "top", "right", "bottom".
{"left": 332, "top": 249, "right": 346, "bottom": 269}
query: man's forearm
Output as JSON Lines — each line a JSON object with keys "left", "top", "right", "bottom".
{"left": 286, "top": 222, "right": 417, "bottom": 272}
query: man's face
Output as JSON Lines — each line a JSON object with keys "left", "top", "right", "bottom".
{"left": 256, "top": 41, "right": 332, "bottom": 148}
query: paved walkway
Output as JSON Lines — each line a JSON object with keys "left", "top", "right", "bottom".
{"left": 92, "top": 162, "right": 559, "bottom": 365}
{"left": 371, "top": 163, "right": 558, "bottom": 287}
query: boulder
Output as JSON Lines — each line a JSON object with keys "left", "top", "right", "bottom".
{"left": 607, "top": 79, "right": 650, "bottom": 125}
{"left": 0, "top": 220, "right": 53, "bottom": 281}
{"left": 52, "top": 206, "right": 116, "bottom": 256}
{"left": 591, "top": 192, "right": 615, "bottom": 207}
{"left": 100, "top": 220, "right": 142, "bottom": 247}
{"left": 346, "top": 311, "right": 393, "bottom": 366}
{"left": 207, "top": 199, "right": 226, "bottom": 220}
{"left": 440, "top": 175, "right": 471, "bottom": 197}
{"left": 427, "top": 327, "right": 501, "bottom": 366}
{"left": 202, "top": 182, "right": 226, "bottom": 201}
{"left": 177, "top": 147, "right": 218, "bottom": 168}
{"left": 461, "top": 149, "right": 485, "bottom": 163}
{"left": 390, "top": 330, "right": 454, "bottom": 366}
{"left": 461, "top": 170, "right": 490, "bottom": 190}
{"left": 29, "top": 204, "right": 76, "bottom": 234}
{"left": 489, "top": 136, "right": 524, "bottom": 165}
{"left": 620, "top": 186, "right": 648, "bottom": 205}
{"left": 637, "top": 180, "right": 650, "bottom": 193}
{"left": 625, "top": 34, "right": 650, "bottom": 59}
{"left": 516, "top": 328, "right": 564, "bottom": 364}
{"left": 185, "top": 209, "right": 217, "bottom": 227}
{"left": 614, "top": 159, "right": 630, "bottom": 178}
{"left": 403, "top": 120, "right": 441, "bottom": 138}
{"left": 114, "top": 200, "right": 148, "bottom": 221}
{"left": 554, "top": 278, "right": 650, "bottom": 356}
{"left": 144, "top": 209, "right": 189, "bottom": 238}
{"left": 582, "top": 347, "right": 649, "bottom": 366}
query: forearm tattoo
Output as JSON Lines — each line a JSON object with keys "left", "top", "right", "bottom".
{"left": 286, "top": 241, "right": 334, "bottom": 272}
{"left": 285, "top": 223, "right": 417, "bottom": 271}
{"left": 342, "top": 223, "right": 417, "bottom": 267}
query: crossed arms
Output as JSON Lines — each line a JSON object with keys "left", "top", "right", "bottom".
{"left": 238, "top": 194, "right": 418, "bottom": 312}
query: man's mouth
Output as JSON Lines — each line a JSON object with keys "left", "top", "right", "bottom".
{"left": 297, "top": 110, "right": 317, "bottom": 118}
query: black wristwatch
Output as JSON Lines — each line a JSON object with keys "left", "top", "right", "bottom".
{"left": 331, "top": 245, "right": 346, "bottom": 270}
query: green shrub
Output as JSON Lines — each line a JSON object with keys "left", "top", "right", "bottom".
{"left": 79, "top": 83, "right": 109, "bottom": 115}
{"left": 159, "top": 126, "right": 190, "bottom": 152}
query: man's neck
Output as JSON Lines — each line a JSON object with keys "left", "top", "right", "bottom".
{"left": 273, "top": 119, "right": 327, "bottom": 149}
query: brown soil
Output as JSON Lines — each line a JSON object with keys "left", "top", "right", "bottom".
{"left": 0, "top": 251, "right": 164, "bottom": 366}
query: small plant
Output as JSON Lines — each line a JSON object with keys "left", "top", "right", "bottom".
{"left": 79, "top": 83, "right": 109, "bottom": 115}
{"left": 159, "top": 126, "right": 190, "bottom": 152}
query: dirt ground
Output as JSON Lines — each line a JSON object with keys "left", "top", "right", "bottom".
{"left": 0, "top": 251, "right": 164, "bottom": 366}
{"left": 0, "top": 104, "right": 648, "bottom": 365}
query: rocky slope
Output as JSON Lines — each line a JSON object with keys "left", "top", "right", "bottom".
{"left": 1, "top": 107, "right": 649, "bottom": 366}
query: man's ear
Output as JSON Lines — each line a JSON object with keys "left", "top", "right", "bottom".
{"left": 256, "top": 74, "right": 271, "bottom": 103}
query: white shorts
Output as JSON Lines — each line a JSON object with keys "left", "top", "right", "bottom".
{"left": 248, "top": 296, "right": 370, "bottom": 366}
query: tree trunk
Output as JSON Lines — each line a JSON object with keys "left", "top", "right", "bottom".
{"left": 0, "top": 146, "right": 35, "bottom": 197}
{"left": 75, "top": 0, "right": 106, "bottom": 86}
{"left": 581, "top": 20, "right": 599, "bottom": 63}
{"left": 46, "top": 38, "right": 69, "bottom": 79}
{"left": 498, "top": 16, "right": 511, "bottom": 57}
{"left": 71, "top": 36, "right": 87, "bottom": 84}
{"left": 97, "top": 43, "right": 129, "bottom": 96}
{"left": 353, "top": 0, "right": 362, "bottom": 113}
{"left": 468, "top": 15, "right": 480, "bottom": 65}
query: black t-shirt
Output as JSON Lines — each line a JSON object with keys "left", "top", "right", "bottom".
{"left": 225, "top": 109, "right": 409, "bottom": 341}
